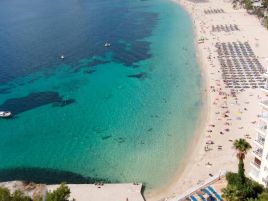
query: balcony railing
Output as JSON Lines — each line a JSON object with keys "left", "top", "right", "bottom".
{"left": 262, "top": 86, "right": 268, "bottom": 93}
{"left": 253, "top": 149, "right": 263, "bottom": 158}
{"left": 256, "top": 125, "right": 267, "bottom": 135}
{"left": 261, "top": 81, "right": 268, "bottom": 91}
{"left": 262, "top": 178, "right": 268, "bottom": 185}
{"left": 260, "top": 100, "right": 268, "bottom": 109}
{"left": 251, "top": 161, "right": 261, "bottom": 169}
{"left": 263, "top": 73, "right": 268, "bottom": 79}
{"left": 255, "top": 138, "right": 265, "bottom": 146}
{"left": 259, "top": 112, "right": 268, "bottom": 120}
{"left": 249, "top": 169, "right": 260, "bottom": 180}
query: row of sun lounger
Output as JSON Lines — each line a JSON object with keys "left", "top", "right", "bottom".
{"left": 212, "top": 24, "right": 239, "bottom": 32}
{"left": 216, "top": 42, "right": 265, "bottom": 89}
{"left": 216, "top": 41, "right": 255, "bottom": 57}
{"left": 185, "top": 186, "right": 223, "bottom": 201}
{"left": 204, "top": 9, "right": 224, "bottom": 14}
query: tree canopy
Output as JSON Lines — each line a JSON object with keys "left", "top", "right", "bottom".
{"left": 244, "top": 0, "right": 253, "bottom": 10}
{"left": 233, "top": 138, "right": 252, "bottom": 160}
{"left": 0, "top": 183, "right": 71, "bottom": 201}
{"left": 0, "top": 187, "right": 11, "bottom": 201}
{"left": 222, "top": 139, "right": 265, "bottom": 201}
{"left": 46, "top": 183, "right": 70, "bottom": 201}
{"left": 262, "top": 0, "right": 268, "bottom": 8}
{"left": 0, "top": 187, "right": 31, "bottom": 201}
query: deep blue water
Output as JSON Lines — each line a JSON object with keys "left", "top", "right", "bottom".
{"left": 0, "top": 0, "right": 202, "bottom": 191}
{"left": 0, "top": 0, "right": 156, "bottom": 83}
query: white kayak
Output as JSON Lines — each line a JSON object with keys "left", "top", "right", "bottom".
{"left": 0, "top": 111, "right": 12, "bottom": 118}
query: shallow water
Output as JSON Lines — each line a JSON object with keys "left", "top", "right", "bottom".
{"left": 0, "top": 0, "right": 201, "bottom": 190}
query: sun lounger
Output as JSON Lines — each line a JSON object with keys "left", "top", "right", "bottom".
{"left": 197, "top": 193, "right": 206, "bottom": 201}
{"left": 202, "top": 188, "right": 218, "bottom": 201}
{"left": 202, "top": 188, "right": 213, "bottom": 196}
{"left": 189, "top": 195, "right": 198, "bottom": 201}
{"left": 207, "top": 186, "right": 223, "bottom": 201}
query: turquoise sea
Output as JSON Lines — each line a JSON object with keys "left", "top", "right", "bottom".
{"left": 0, "top": 0, "right": 201, "bottom": 191}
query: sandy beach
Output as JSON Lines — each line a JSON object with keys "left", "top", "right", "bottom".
{"left": 147, "top": 0, "right": 268, "bottom": 200}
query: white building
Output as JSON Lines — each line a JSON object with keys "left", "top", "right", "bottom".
{"left": 249, "top": 72, "right": 268, "bottom": 187}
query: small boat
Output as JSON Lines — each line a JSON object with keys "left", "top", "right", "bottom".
{"left": 0, "top": 111, "right": 12, "bottom": 118}
{"left": 104, "top": 42, "right": 111, "bottom": 47}
{"left": 60, "top": 55, "right": 65, "bottom": 60}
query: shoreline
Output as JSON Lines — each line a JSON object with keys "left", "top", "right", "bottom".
{"left": 147, "top": 0, "right": 268, "bottom": 200}
{"left": 146, "top": 0, "right": 211, "bottom": 199}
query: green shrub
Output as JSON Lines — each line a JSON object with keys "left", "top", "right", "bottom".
{"left": 222, "top": 185, "right": 239, "bottom": 201}
{"left": 264, "top": 16, "right": 268, "bottom": 29}
{"left": 224, "top": 172, "right": 264, "bottom": 200}
{"left": 0, "top": 183, "right": 72, "bottom": 201}
{"left": 12, "top": 190, "right": 32, "bottom": 201}
{"left": 46, "top": 183, "right": 70, "bottom": 201}
{"left": 0, "top": 187, "right": 33, "bottom": 201}
{"left": 262, "top": 0, "right": 268, "bottom": 8}
{"left": 244, "top": 0, "right": 253, "bottom": 10}
{"left": 246, "top": 198, "right": 258, "bottom": 201}
{"left": 258, "top": 189, "right": 268, "bottom": 201}
{"left": 0, "top": 187, "right": 12, "bottom": 201}
{"left": 238, "top": 180, "right": 263, "bottom": 200}
{"left": 226, "top": 172, "right": 240, "bottom": 185}
{"left": 254, "top": 8, "right": 264, "bottom": 18}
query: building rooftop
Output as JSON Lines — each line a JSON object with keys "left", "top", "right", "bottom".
{"left": 47, "top": 183, "right": 144, "bottom": 201}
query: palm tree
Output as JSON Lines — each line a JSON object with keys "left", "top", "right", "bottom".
{"left": 233, "top": 138, "right": 252, "bottom": 160}
{"left": 233, "top": 138, "right": 252, "bottom": 183}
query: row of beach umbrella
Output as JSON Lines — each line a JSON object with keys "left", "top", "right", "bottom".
{"left": 216, "top": 42, "right": 265, "bottom": 89}
{"left": 212, "top": 24, "right": 239, "bottom": 32}
{"left": 216, "top": 41, "right": 255, "bottom": 57}
{"left": 204, "top": 9, "right": 224, "bottom": 14}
